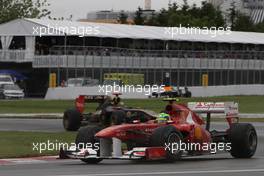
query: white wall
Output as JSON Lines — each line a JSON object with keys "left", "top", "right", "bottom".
{"left": 45, "top": 84, "right": 264, "bottom": 100}
{"left": 45, "top": 86, "right": 152, "bottom": 99}
{"left": 188, "top": 85, "right": 264, "bottom": 97}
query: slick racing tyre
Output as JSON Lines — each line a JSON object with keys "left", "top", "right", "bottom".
{"left": 228, "top": 123, "right": 257, "bottom": 158}
{"left": 150, "top": 125, "right": 183, "bottom": 162}
{"left": 63, "top": 108, "right": 82, "bottom": 131}
{"left": 75, "top": 126, "right": 103, "bottom": 164}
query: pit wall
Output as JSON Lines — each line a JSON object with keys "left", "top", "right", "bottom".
{"left": 44, "top": 84, "right": 264, "bottom": 100}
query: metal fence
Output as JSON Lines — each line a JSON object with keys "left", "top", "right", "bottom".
{"left": 31, "top": 46, "right": 264, "bottom": 86}
{"left": 0, "top": 50, "right": 33, "bottom": 62}
{"left": 2, "top": 46, "right": 264, "bottom": 86}
{"left": 33, "top": 55, "right": 264, "bottom": 70}
{"left": 33, "top": 47, "right": 264, "bottom": 70}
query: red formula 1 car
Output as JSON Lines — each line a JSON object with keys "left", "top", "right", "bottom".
{"left": 61, "top": 99, "right": 258, "bottom": 163}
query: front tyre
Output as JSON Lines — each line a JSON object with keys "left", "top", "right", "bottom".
{"left": 75, "top": 126, "right": 103, "bottom": 164}
{"left": 150, "top": 125, "right": 183, "bottom": 162}
{"left": 228, "top": 123, "right": 257, "bottom": 158}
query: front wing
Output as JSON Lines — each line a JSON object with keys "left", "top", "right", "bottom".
{"left": 62, "top": 147, "right": 167, "bottom": 160}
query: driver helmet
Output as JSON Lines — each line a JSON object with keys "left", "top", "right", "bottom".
{"left": 113, "top": 96, "right": 121, "bottom": 105}
{"left": 157, "top": 112, "right": 170, "bottom": 123}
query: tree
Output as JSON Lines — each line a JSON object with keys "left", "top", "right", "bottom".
{"left": 254, "top": 22, "right": 264, "bottom": 32}
{"left": 233, "top": 13, "right": 254, "bottom": 31}
{"left": 200, "top": 1, "right": 216, "bottom": 18}
{"left": 118, "top": 10, "right": 128, "bottom": 24}
{"left": 134, "top": 7, "right": 145, "bottom": 25}
{"left": 144, "top": 1, "right": 263, "bottom": 33}
{"left": 188, "top": 4, "right": 200, "bottom": 18}
{"left": 153, "top": 8, "right": 169, "bottom": 26}
{"left": 181, "top": 0, "right": 190, "bottom": 15}
{"left": 227, "top": 1, "right": 237, "bottom": 29}
{"left": 0, "top": 0, "right": 50, "bottom": 24}
{"left": 144, "top": 11, "right": 156, "bottom": 26}
{"left": 214, "top": 9, "right": 225, "bottom": 27}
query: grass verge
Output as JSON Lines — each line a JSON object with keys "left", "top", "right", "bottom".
{"left": 0, "top": 131, "right": 76, "bottom": 159}
{"left": 1, "top": 96, "right": 264, "bottom": 114}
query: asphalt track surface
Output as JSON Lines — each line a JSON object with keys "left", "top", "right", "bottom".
{"left": 0, "top": 119, "right": 264, "bottom": 176}
{"left": 0, "top": 118, "right": 264, "bottom": 133}
{"left": 0, "top": 118, "right": 64, "bottom": 132}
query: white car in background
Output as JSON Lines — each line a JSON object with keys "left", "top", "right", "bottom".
{"left": 0, "top": 75, "right": 14, "bottom": 85}
{"left": 66, "top": 78, "right": 99, "bottom": 87}
{"left": 0, "top": 84, "right": 25, "bottom": 99}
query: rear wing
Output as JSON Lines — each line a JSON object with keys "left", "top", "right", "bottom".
{"left": 78, "top": 95, "right": 110, "bottom": 103}
{"left": 187, "top": 102, "right": 239, "bottom": 117}
{"left": 75, "top": 95, "right": 110, "bottom": 113}
{"left": 187, "top": 102, "right": 239, "bottom": 128}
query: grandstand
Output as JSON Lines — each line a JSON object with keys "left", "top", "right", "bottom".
{"left": 0, "top": 18, "right": 264, "bottom": 95}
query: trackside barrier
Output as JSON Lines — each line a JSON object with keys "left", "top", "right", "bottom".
{"left": 45, "top": 84, "right": 264, "bottom": 100}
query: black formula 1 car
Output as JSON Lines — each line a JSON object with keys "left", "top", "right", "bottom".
{"left": 63, "top": 94, "right": 158, "bottom": 131}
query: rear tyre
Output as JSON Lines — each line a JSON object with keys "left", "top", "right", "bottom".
{"left": 63, "top": 108, "right": 82, "bottom": 131}
{"left": 75, "top": 126, "right": 103, "bottom": 164}
{"left": 228, "top": 123, "right": 257, "bottom": 158}
{"left": 150, "top": 125, "right": 183, "bottom": 162}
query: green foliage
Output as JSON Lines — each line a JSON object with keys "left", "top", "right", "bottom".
{"left": 233, "top": 13, "right": 255, "bottom": 31}
{"left": 142, "top": 0, "right": 264, "bottom": 33}
{"left": 118, "top": 10, "right": 128, "bottom": 24}
{"left": 0, "top": 96, "right": 264, "bottom": 114}
{"left": 0, "top": 0, "right": 50, "bottom": 24}
{"left": 254, "top": 22, "right": 264, "bottom": 32}
{"left": 1, "top": 0, "right": 264, "bottom": 33}
{"left": 227, "top": 1, "right": 237, "bottom": 29}
{"left": 144, "top": 11, "right": 156, "bottom": 25}
{"left": 134, "top": 7, "right": 145, "bottom": 25}
{"left": 0, "top": 131, "right": 76, "bottom": 158}
{"left": 145, "top": 1, "right": 225, "bottom": 29}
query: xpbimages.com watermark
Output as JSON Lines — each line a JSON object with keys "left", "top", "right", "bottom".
{"left": 32, "top": 140, "right": 99, "bottom": 153}
{"left": 32, "top": 140, "right": 232, "bottom": 154}
{"left": 165, "top": 141, "right": 231, "bottom": 154}
{"left": 165, "top": 24, "right": 232, "bottom": 38}
{"left": 98, "top": 83, "right": 165, "bottom": 96}
{"left": 32, "top": 24, "right": 100, "bottom": 37}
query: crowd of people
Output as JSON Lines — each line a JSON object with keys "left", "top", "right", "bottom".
{"left": 46, "top": 46, "right": 264, "bottom": 60}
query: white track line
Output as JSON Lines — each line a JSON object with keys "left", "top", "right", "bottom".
{"left": 0, "top": 156, "right": 59, "bottom": 165}
{"left": 55, "top": 169, "right": 264, "bottom": 176}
